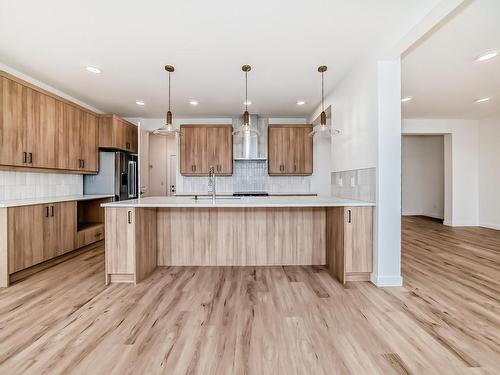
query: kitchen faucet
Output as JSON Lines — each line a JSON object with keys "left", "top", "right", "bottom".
{"left": 208, "top": 165, "right": 216, "bottom": 203}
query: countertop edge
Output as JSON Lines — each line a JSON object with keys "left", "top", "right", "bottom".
{"left": 0, "top": 194, "right": 115, "bottom": 208}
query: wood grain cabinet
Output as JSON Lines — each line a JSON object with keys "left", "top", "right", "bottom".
{"left": 180, "top": 125, "right": 233, "bottom": 176}
{"left": 98, "top": 114, "right": 138, "bottom": 153}
{"left": 105, "top": 207, "right": 157, "bottom": 285}
{"left": 6, "top": 202, "right": 76, "bottom": 274}
{"left": 0, "top": 72, "right": 98, "bottom": 174}
{"left": 0, "top": 197, "right": 110, "bottom": 287}
{"left": 268, "top": 125, "right": 313, "bottom": 175}
{"left": 326, "top": 206, "right": 373, "bottom": 283}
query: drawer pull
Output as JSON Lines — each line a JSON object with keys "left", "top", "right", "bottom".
{"left": 95, "top": 233, "right": 102, "bottom": 237}
{"left": 127, "top": 211, "right": 132, "bottom": 224}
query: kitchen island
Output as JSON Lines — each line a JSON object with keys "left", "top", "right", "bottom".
{"left": 103, "top": 196, "right": 375, "bottom": 285}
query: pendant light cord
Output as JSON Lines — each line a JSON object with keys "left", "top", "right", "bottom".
{"left": 168, "top": 71, "right": 171, "bottom": 112}
{"left": 245, "top": 71, "right": 248, "bottom": 112}
{"left": 321, "top": 71, "right": 324, "bottom": 112}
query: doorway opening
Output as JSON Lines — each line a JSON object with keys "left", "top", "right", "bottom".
{"left": 401, "top": 135, "right": 446, "bottom": 222}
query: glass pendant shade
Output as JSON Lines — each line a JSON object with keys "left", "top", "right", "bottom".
{"left": 309, "top": 66, "right": 340, "bottom": 138}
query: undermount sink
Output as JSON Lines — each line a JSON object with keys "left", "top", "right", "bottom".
{"left": 191, "top": 196, "right": 241, "bottom": 200}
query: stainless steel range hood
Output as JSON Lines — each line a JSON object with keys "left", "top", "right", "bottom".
{"left": 232, "top": 114, "right": 268, "bottom": 160}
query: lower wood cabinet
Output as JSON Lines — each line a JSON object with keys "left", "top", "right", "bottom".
{"left": 105, "top": 207, "right": 157, "bottom": 285}
{"left": 0, "top": 197, "right": 110, "bottom": 287}
{"left": 326, "top": 206, "right": 373, "bottom": 283}
{"left": 6, "top": 202, "right": 76, "bottom": 274}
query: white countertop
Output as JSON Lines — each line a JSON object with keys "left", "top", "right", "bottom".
{"left": 0, "top": 194, "right": 114, "bottom": 208}
{"left": 102, "top": 196, "right": 375, "bottom": 208}
{"left": 175, "top": 192, "right": 318, "bottom": 197}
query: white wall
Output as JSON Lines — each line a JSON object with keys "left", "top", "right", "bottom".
{"left": 402, "top": 135, "right": 444, "bottom": 219}
{"left": 308, "top": 58, "right": 404, "bottom": 287}
{"left": 478, "top": 114, "right": 500, "bottom": 230}
{"left": 402, "top": 118, "right": 479, "bottom": 226}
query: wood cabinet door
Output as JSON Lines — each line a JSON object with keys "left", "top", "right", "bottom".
{"left": 344, "top": 207, "right": 373, "bottom": 273}
{"left": 53, "top": 201, "right": 76, "bottom": 255}
{"left": 30, "top": 93, "right": 57, "bottom": 169}
{"left": 0, "top": 77, "right": 25, "bottom": 166}
{"left": 291, "top": 127, "right": 313, "bottom": 174}
{"left": 80, "top": 112, "right": 98, "bottom": 172}
{"left": 8, "top": 205, "right": 44, "bottom": 273}
{"left": 54, "top": 100, "right": 70, "bottom": 169}
{"left": 65, "top": 103, "right": 81, "bottom": 170}
{"left": 125, "top": 123, "right": 138, "bottom": 153}
{"left": 180, "top": 126, "right": 207, "bottom": 175}
{"left": 268, "top": 126, "right": 286, "bottom": 174}
{"left": 43, "top": 204, "right": 58, "bottom": 260}
{"left": 105, "top": 207, "right": 135, "bottom": 275}
{"left": 216, "top": 127, "right": 233, "bottom": 175}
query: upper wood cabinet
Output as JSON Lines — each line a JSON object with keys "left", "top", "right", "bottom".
{"left": 268, "top": 125, "right": 313, "bottom": 175}
{"left": 0, "top": 71, "right": 98, "bottom": 174}
{"left": 98, "top": 115, "right": 138, "bottom": 153}
{"left": 180, "top": 125, "right": 233, "bottom": 176}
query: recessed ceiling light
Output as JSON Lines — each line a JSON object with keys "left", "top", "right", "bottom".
{"left": 296, "top": 100, "right": 306, "bottom": 106}
{"left": 475, "top": 50, "right": 498, "bottom": 62}
{"left": 474, "top": 97, "right": 491, "bottom": 103}
{"left": 135, "top": 100, "right": 145, "bottom": 106}
{"left": 189, "top": 100, "right": 199, "bottom": 106}
{"left": 85, "top": 65, "right": 101, "bottom": 74}
{"left": 244, "top": 100, "right": 252, "bottom": 105}
{"left": 401, "top": 96, "right": 412, "bottom": 103}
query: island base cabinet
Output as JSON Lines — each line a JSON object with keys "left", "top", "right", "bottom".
{"left": 105, "top": 207, "right": 157, "bottom": 285}
{"left": 326, "top": 207, "right": 373, "bottom": 284}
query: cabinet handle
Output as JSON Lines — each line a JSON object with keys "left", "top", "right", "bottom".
{"left": 127, "top": 210, "right": 132, "bottom": 224}
{"left": 28, "top": 153, "right": 33, "bottom": 164}
{"left": 95, "top": 232, "right": 102, "bottom": 238}
{"left": 82, "top": 159, "right": 85, "bottom": 169}
{"left": 50, "top": 205, "right": 54, "bottom": 217}
{"left": 347, "top": 209, "right": 352, "bottom": 224}
{"left": 193, "top": 165, "right": 196, "bottom": 172}
{"left": 23, "top": 152, "right": 27, "bottom": 163}
{"left": 294, "top": 165, "right": 297, "bottom": 172}
{"left": 45, "top": 206, "right": 49, "bottom": 218}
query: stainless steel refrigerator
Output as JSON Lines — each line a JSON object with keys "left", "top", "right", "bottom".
{"left": 84, "top": 151, "right": 138, "bottom": 201}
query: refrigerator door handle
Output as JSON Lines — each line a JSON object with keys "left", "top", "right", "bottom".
{"left": 128, "top": 161, "right": 133, "bottom": 198}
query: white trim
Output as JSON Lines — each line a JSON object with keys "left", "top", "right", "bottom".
{"left": 447, "top": 222, "right": 480, "bottom": 227}
{"left": 370, "top": 273, "right": 403, "bottom": 287}
{"left": 479, "top": 223, "right": 500, "bottom": 231}
{"left": 402, "top": 211, "right": 444, "bottom": 220}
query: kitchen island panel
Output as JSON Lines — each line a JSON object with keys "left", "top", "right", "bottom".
{"left": 156, "top": 207, "right": 325, "bottom": 266}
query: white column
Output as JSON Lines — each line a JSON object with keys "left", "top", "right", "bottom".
{"left": 372, "top": 59, "right": 403, "bottom": 287}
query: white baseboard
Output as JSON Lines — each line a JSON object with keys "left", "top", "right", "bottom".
{"left": 479, "top": 222, "right": 500, "bottom": 230}
{"left": 402, "top": 211, "right": 444, "bottom": 220}
{"left": 370, "top": 274, "right": 403, "bottom": 287}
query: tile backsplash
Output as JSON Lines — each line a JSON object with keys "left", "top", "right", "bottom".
{"left": 331, "top": 168, "right": 376, "bottom": 203}
{"left": 0, "top": 171, "right": 83, "bottom": 201}
{"left": 181, "top": 160, "right": 311, "bottom": 193}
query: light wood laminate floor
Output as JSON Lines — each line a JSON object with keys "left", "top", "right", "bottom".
{"left": 0, "top": 216, "right": 499, "bottom": 374}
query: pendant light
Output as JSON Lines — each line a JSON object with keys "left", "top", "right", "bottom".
{"left": 233, "top": 65, "right": 259, "bottom": 136}
{"left": 309, "top": 65, "right": 340, "bottom": 137}
{"left": 153, "top": 65, "right": 180, "bottom": 136}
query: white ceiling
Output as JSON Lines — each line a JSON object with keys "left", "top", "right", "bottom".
{"left": 402, "top": 0, "right": 500, "bottom": 119}
{"left": 0, "top": 0, "right": 439, "bottom": 118}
